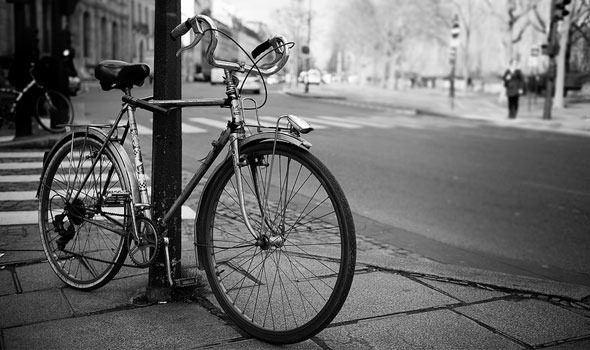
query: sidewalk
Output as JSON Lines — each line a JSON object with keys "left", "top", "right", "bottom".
{"left": 2, "top": 211, "right": 590, "bottom": 349}
{"left": 286, "top": 83, "right": 590, "bottom": 137}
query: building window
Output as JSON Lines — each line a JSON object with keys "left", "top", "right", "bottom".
{"left": 101, "top": 17, "right": 108, "bottom": 59}
{"left": 83, "top": 11, "right": 91, "bottom": 58}
{"left": 112, "top": 22, "right": 118, "bottom": 59}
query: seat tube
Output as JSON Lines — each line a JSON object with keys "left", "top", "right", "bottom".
{"left": 125, "top": 98, "right": 151, "bottom": 219}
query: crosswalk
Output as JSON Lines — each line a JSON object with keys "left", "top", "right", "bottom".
{"left": 110, "top": 114, "right": 440, "bottom": 135}
{"left": 0, "top": 151, "right": 196, "bottom": 227}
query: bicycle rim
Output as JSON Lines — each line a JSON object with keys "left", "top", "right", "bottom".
{"left": 35, "top": 90, "right": 73, "bottom": 133}
{"left": 39, "top": 135, "right": 130, "bottom": 290}
{"left": 197, "top": 142, "right": 356, "bottom": 343}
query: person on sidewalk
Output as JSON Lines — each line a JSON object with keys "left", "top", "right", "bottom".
{"left": 502, "top": 60, "right": 525, "bottom": 119}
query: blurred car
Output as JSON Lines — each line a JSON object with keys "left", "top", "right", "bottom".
{"left": 299, "top": 69, "right": 321, "bottom": 85}
{"left": 210, "top": 68, "right": 225, "bottom": 85}
{"left": 238, "top": 74, "right": 262, "bottom": 94}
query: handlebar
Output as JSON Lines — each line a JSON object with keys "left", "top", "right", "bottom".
{"left": 171, "top": 14, "right": 290, "bottom": 76}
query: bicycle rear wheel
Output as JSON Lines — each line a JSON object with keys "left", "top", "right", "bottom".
{"left": 197, "top": 142, "right": 356, "bottom": 344}
{"left": 38, "top": 135, "right": 131, "bottom": 290}
{"left": 35, "top": 90, "right": 73, "bottom": 133}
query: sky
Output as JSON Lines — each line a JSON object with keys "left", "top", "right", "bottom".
{"left": 182, "top": 0, "right": 338, "bottom": 69}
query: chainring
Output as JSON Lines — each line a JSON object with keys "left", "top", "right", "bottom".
{"left": 128, "top": 216, "right": 160, "bottom": 268}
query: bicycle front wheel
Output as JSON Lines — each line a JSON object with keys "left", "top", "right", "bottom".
{"left": 35, "top": 90, "right": 73, "bottom": 133}
{"left": 38, "top": 135, "right": 131, "bottom": 290}
{"left": 197, "top": 142, "right": 356, "bottom": 344}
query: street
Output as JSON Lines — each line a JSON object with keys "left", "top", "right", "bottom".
{"left": 73, "top": 81, "right": 590, "bottom": 288}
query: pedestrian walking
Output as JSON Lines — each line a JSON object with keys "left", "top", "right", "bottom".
{"left": 502, "top": 60, "right": 525, "bottom": 119}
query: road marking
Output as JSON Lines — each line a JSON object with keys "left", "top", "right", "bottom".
{"left": 0, "top": 205, "right": 195, "bottom": 226}
{"left": 313, "top": 116, "right": 362, "bottom": 129}
{"left": 182, "top": 122, "right": 207, "bottom": 133}
{"left": 189, "top": 117, "right": 227, "bottom": 129}
{"left": 522, "top": 182, "right": 590, "bottom": 197}
{"left": 0, "top": 211, "right": 37, "bottom": 225}
{"left": 321, "top": 115, "right": 391, "bottom": 128}
{"left": 257, "top": 116, "right": 328, "bottom": 130}
{"left": 0, "top": 152, "right": 44, "bottom": 158}
{"left": 0, "top": 162, "right": 43, "bottom": 170}
{"left": 0, "top": 175, "right": 39, "bottom": 183}
{"left": 0, "top": 191, "right": 36, "bottom": 201}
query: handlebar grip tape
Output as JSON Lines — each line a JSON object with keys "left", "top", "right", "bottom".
{"left": 170, "top": 19, "right": 192, "bottom": 41}
{"left": 252, "top": 39, "right": 272, "bottom": 59}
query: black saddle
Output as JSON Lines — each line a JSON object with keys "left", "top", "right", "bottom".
{"left": 95, "top": 60, "right": 150, "bottom": 91}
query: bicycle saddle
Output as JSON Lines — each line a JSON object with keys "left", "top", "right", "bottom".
{"left": 95, "top": 60, "right": 150, "bottom": 91}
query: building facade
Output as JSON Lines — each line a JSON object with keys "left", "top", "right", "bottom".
{"left": 1, "top": 0, "right": 267, "bottom": 83}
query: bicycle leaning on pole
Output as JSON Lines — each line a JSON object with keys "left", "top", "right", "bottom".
{"left": 0, "top": 63, "right": 74, "bottom": 133}
{"left": 37, "top": 14, "right": 356, "bottom": 344}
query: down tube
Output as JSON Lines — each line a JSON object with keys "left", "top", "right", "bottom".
{"left": 161, "top": 128, "right": 231, "bottom": 226}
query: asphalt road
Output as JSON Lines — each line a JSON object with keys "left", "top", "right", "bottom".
{"left": 76, "top": 81, "right": 590, "bottom": 287}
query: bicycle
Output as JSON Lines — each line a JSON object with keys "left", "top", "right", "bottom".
{"left": 37, "top": 14, "right": 356, "bottom": 344}
{"left": 0, "top": 64, "right": 74, "bottom": 133}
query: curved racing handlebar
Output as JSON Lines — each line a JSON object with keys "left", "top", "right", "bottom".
{"left": 171, "top": 14, "right": 290, "bottom": 76}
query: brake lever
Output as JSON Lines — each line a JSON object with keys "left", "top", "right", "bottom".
{"left": 174, "top": 17, "right": 205, "bottom": 57}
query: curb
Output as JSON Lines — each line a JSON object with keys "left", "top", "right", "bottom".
{"left": 284, "top": 90, "right": 347, "bottom": 100}
{"left": 0, "top": 133, "right": 63, "bottom": 149}
{"left": 356, "top": 251, "right": 590, "bottom": 303}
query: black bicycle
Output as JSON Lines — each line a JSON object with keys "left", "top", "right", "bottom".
{"left": 0, "top": 64, "right": 74, "bottom": 133}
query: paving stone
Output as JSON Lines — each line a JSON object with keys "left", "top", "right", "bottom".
{"left": 63, "top": 274, "right": 148, "bottom": 315}
{"left": 17, "top": 262, "right": 63, "bottom": 291}
{"left": 416, "top": 277, "right": 509, "bottom": 303}
{"left": 456, "top": 299, "right": 590, "bottom": 346}
{"left": 319, "top": 309, "right": 522, "bottom": 349}
{"left": 3, "top": 302, "right": 241, "bottom": 349}
{"left": 334, "top": 271, "right": 457, "bottom": 323}
{"left": 0, "top": 269, "right": 15, "bottom": 295}
{"left": 0, "top": 289, "right": 72, "bottom": 328}
{"left": 207, "top": 339, "right": 322, "bottom": 349}
{"left": 545, "top": 339, "right": 590, "bottom": 349}
{"left": 0, "top": 224, "right": 45, "bottom": 264}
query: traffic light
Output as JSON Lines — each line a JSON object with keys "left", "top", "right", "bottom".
{"left": 450, "top": 15, "right": 460, "bottom": 45}
{"left": 449, "top": 47, "right": 457, "bottom": 64}
{"left": 554, "top": 0, "right": 572, "bottom": 21}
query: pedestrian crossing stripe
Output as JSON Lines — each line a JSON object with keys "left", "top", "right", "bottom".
{"left": 0, "top": 175, "right": 39, "bottom": 183}
{"left": 114, "top": 115, "right": 410, "bottom": 135}
{"left": 0, "top": 162, "right": 43, "bottom": 170}
{"left": 0, "top": 191, "right": 36, "bottom": 201}
{"left": 0, "top": 153, "right": 195, "bottom": 226}
{"left": 188, "top": 117, "right": 227, "bottom": 129}
{"left": 0, "top": 206, "right": 196, "bottom": 226}
{"left": 0, "top": 152, "right": 45, "bottom": 158}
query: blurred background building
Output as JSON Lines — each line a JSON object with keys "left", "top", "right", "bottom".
{"left": 0, "top": 0, "right": 269, "bottom": 84}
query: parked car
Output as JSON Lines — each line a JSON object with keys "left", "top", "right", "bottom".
{"left": 238, "top": 73, "right": 261, "bottom": 94}
{"left": 210, "top": 67, "right": 225, "bottom": 85}
{"left": 298, "top": 69, "right": 321, "bottom": 85}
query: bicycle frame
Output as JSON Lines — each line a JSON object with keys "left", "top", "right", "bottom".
{"left": 59, "top": 67, "right": 312, "bottom": 284}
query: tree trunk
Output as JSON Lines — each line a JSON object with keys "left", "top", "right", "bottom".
{"left": 554, "top": 16, "right": 571, "bottom": 109}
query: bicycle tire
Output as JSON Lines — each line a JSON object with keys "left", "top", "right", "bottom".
{"left": 35, "top": 90, "right": 74, "bottom": 133}
{"left": 196, "top": 142, "right": 356, "bottom": 344}
{"left": 38, "top": 134, "right": 131, "bottom": 290}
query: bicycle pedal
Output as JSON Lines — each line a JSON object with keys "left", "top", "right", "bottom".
{"left": 174, "top": 277, "right": 198, "bottom": 287}
{"left": 103, "top": 191, "right": 131, "bottom": 206}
